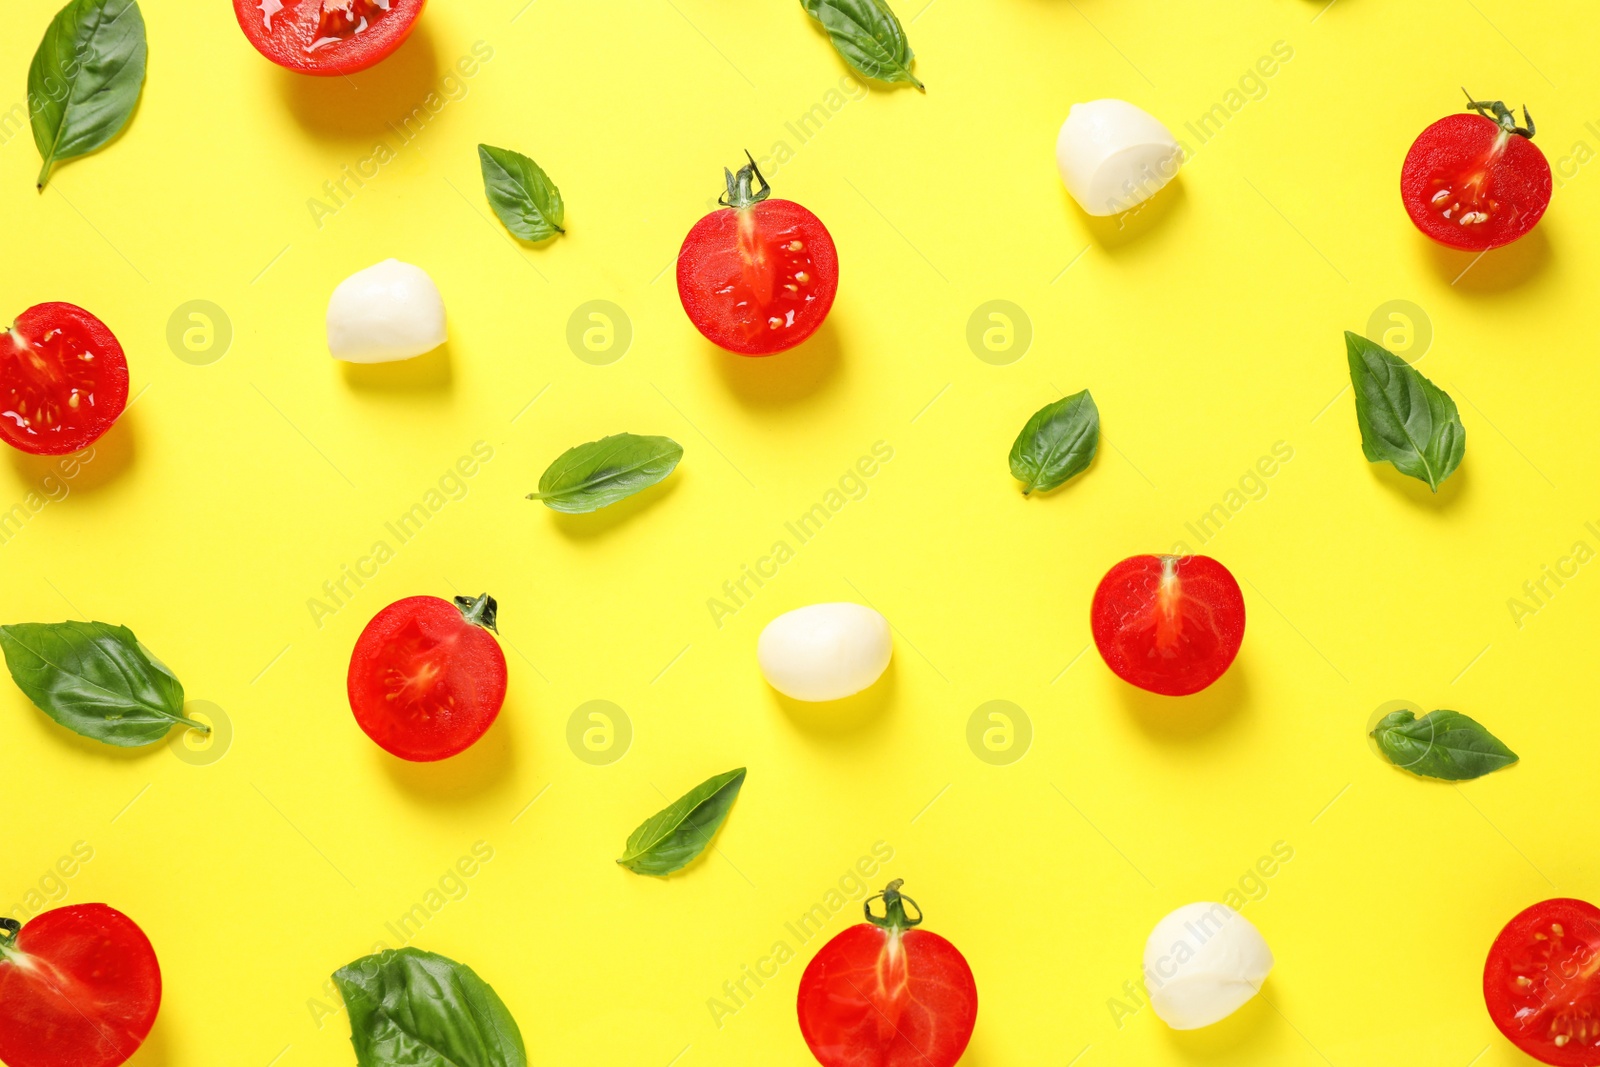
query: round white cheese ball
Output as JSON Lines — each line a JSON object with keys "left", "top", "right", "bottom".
{"left": 326, "top": 258, "right": 447, "bottom": 363}
{"left": 1056, "top": 99, "right": 1183, "bottom": 217}
{"left": 757, "top": 603, "right": 892, "bottom": 702}
{"left": 1143, "top": 902, "right": 1273, "bottom": 1029}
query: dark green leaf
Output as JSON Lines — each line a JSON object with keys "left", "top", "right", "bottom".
{"left": 800, "top": 0, "right": 922, "bottom": 89}
{"left": 1010, "top": 389, "right": 1099, "bottom": 495}
{"left": 478, "top": 144, "right": 565, "bottom": 242}
{"left": 528, "top": 433, "right": 682, "bottom": 514}
{"left": 1346, "top": 331, "right": 1465, "bottom": 492}
{"left": 618, "top": 767, "right": 746, "bottom": 876}
{"left": 1370, "top": 709, "right": 1518, "bottom": 781}
{"left": 334, "top": 948, "right": 527, "bottom": 1067}
{"left": 29, "top": 0, "right": 148, "bottom": 189}
{"left": 0, "top": 620, "right": 206, "bottom": 747}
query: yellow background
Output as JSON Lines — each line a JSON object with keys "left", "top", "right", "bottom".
{"left": 1, "top": 0, "right": 1595, "bottom": 1064}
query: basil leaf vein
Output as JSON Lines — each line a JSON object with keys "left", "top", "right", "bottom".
{"left": 334, "top": 947, "right": 527, "bottom": 1067}
{"left": 478, "top": 144, "right": 565, "bottom": 243}
{"left": 618, "top": 767, "right": 746, "bottom": 876}
{"left": 29, "top": 0, "right": 148, "bottom": 189}
{"left": 1370, "top": 709, "right": 1518, "bottom": 781}
{"left": 1010, "top": 389, "right": 1099, "bottom": 495}
{"left": 800, "top": 0, "right": 923, "bottom": 89}
{"left": 1345, "top": 331, "right": 1464, "bottom": 492}
{"left": 528, "top": 433, "right": 683, "bottom": 513}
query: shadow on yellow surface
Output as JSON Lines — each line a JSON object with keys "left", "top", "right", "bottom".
{"left": 278, "top": 24, "right": 441, "bottom": 141}
{"left": 771, "top": 658, "right": 898, "bottom": 739}
{"left": 1367, "top": 451, "right": 1469, "bottom": 510}
{"left": 340, "top": 343, "right": 455, "bottom": 393}
{"left": 126, "top": 1013, "right": 170, "bottom": 1067}
{"left": 1422, "top": 226, "right": 1552, "bottom": 293}
{"left": 1076, "top": 179, "right": 1189, "bottom": 252}
{"left": 547, "top": 471, "right": 682, "bottom": 540}
{"left": 1116, "top": 657, "right": 1250, "bottom": 742}
{"left": 1160, "top": 990, "right": 1274, "bottom": 1059}
{"left": 8, "top": 412, "right": 137, "bottom": 494}
{"left": 379, "top": 704, "right": 517, "bottom": 804}
{"left": 713, "top": 318, "right": 843, "bottom": 409}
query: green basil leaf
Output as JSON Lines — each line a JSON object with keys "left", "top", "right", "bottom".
{"left": 618, "top": 767, "right": 746, "bottom": 877}
{"left": 1010, "top": 389, "right": 1099, "bottom": 495}
{"left": 1345, "top": 331, "right": 1465, "bottom": 492}
{"left": 478, "top": 144, "right": 565, "bottom": 242}
{"left": 801, "top": 0, "right": 923, "bottom": 89}
{"left": 29, "top": 0, "right": 148, "bottom": 190}
{"left": 1370, "top": 709, "right": 1518, "bottom": 781}
{"left": 528, "top": 433, "right": 683, "bottom": 514}
{"left": 334, "top": 948, "right": 527, "bottom": 1067}
{"left": 0, "top": 620, "right": 206, "bottom": 747}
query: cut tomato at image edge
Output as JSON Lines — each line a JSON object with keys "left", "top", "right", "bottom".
{"left": 0, "top": 302, "right": 128, "bottom": 457}
{"left": 233, "top": 0, "right": 427, "bottom": 76}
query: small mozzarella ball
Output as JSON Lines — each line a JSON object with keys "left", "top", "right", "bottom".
{"left": 1056, "top": 99, "right": 1183, "bottom": 217}
{"left": 326, "top": 259, "right": 447, "bottom": 363}
{"left": 1143, "top": 902, "right": 1273, "bottom": 1029}
{"left": 757, "top": 603, "right": 891, "bottom": 702}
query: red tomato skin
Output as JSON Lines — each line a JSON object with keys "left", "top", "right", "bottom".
{"left": 1401, "top": 112, "right": 1552, "bottom": 251}
{"left": 676, "top": 199, "right": 839, "bottom": 356}
{"left": 0, "top": 302, "right": 128, "bottom": 456}
{"left": 0, "top": 903, "right": 161, "bottom": 1067}
{"left": 797, "top": 924, "right": 977, "bottom": 1067}
{"left": 1090, "top": 554, "right": 1245, "bottom": 697}
{"left": 346, "top": 596, "right": 508, "bottom": 762}
{"left": 232, "top": 0, "right": 427, "bottom": 76}
{"left": 1484, "top": 898, "right": 1600, "bottom": 1065}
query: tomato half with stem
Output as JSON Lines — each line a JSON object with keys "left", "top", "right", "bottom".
{"left": 233, "top": 0, "right": 427, "bottom": 76}
{"left": 0, "top": 904, "right": 162, "bottom": 1067}
{"left": 1091, "top": 554, "right": 1245, "bottom": 697}
{"left": 1485, "top": 898, "right": 1600, "bottom": 1064}
{"left": 1, "top": 302, "right": 128, "bottom": 456}
{"left": 677, "top": 153, "right": 839, "bottom": 356}
{"left": 347, "top": 593, "right": 508, "bottom": 762}
{"left": 1401, "top": 92, "right": 1552, "bottom": 251}
{"left": 797, "top": 880, "right": 978, "bottom": 1067}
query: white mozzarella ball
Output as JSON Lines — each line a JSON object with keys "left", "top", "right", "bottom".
{"left": 1143, "top": 902, "right": 1273, "bottom": 1029}
{"left": 1056, "top": 99, "right": 1183, "bottom": 217}
{"left": 757, "top": 603, "right": 892, "bottom": 702}
{"left": 326, "top": 259, "right": 447, "bottom": 363}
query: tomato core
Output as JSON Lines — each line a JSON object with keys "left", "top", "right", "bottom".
{"left": 1485, "top": 898, "right": 1600, "bottom": 1065}
{"left": 0, "top": 302, "right": 128, "bottom": 456}
{"left": 1090, "top": 554, "right": 1246, "bottom": 696}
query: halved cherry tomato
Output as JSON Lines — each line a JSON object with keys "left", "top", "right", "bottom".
{"left": 1401, "top": 93, "right": 1552, "bottom": 251}
{"left": 347, "top": 593, "right": 507, "bottom": 762}
{"left": 797, "top": 880, "right": 977, "bottom": 1067}
{"left": 1091, "top": 554, "right": 1245, "bottom": 696}
{"left": 233, "top": 0, "right": 427, "bottom": 76}
{"left": 1, "top": 302, "right": 128, "bottom": 456}
{"left": 677, "top": 154, "right": 839, "bottom": 356}
{"left": 1484, "top": 898, "right": 1600, "bottom": 1065}
{"left": 0, "top": 904, "right": 162, "bottom": 1067}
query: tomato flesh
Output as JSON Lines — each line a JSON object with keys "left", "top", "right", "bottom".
{"left": 1401, "top": 112, "right": 1552, "bottom": 251}
{"left": 0, "top": 302, "right": 128, "bottom": 456}
{"left": 1485, "top": 898, "right": 1600, "bottom": 1065}
{"left": 0, "top": 904, "right": 161, "bottom": 1067}
{"left": 347, "top": 595, "right": 508, "bottom": 762}
{"left": 677, "top": 199, "right": 839, "bottom": 356}
{"left": 233, "top": 0, "right": 426, "bottom": 75}
{"left": 1091, "top": 554, "right": 1245, "bottom": 696}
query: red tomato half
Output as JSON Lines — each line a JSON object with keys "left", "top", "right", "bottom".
{"left": 1401, "top": 96, "right": 1552, "bottom": 251}
{"left": 797, "top": 880, "right": 977, "bottom": 1067}
{"left": 1091, "top": 554, "right": 1245, "bottom": 697}
{"left": 0, "top": 302, "right": 128, "bottom": 456}
{"left": 233, "top": 0, "right": 427, "bottom": 76}
{"left": 0, "top": 904, "right": 161, "bottom": 1067}
{"left": 347, "top": 593, "right": 508, "bottom": 762}
{"left": 677, "top": 155, "right": 839, "bottom": 356}
{"left": 1484, "top": 898, "right": 1600, "bottom": 1065}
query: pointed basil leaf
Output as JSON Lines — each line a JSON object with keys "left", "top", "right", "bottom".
{"left": 334, "top": 948, "right": 527, "bottom": 1067}
{"left": 1345, "top": 331, "right": 1465, "bottom": 492}
{"left": 618, "top": 767, "right": 746, "bottom": 876}
{"left": 528, "top": 433, "right": 682, "bottom": 514}
{"left": 1370, "top": 709, "right": 1518, "bottom": 781}
{"left": 1010, "top": 389, "right": 1099, "bottom": 495}
{"left": 29, "top": 0, "right": 148, "bottom": 189}
{"left": 801, "top": 0, "right": 923, "bottom": 89}
{"left": 0, "top": 621, "right": 208, "bottom": 747}
{"left": 478, "top": 144, "right": 565, "bottom": 242}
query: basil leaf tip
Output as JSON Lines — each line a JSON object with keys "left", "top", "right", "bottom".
{"left": 479, "top": 143, "right": 565, "bottom": 242}
{"left": 529, "top": 433, "right": 683, "bottom": 513}
{"left": 801, "top": 0, "right": 923, "bottom": 89}
{"left": 618, "top": 767, "right": 746, "bottom": 877}
{"left": 1370, "top": 708, "right": 1518, "bottom": 781}
{"left": 1345, "top": 331, "right": 1464, "bottom": 493}
{"left": 334, "top": 947, "right": 528, "bottom": 1067}
{"left": 1010, "top": 389, "right": 1100, "bottom": 495}
{"left": 30, "top": 0, "right": 148, "bottom": 189}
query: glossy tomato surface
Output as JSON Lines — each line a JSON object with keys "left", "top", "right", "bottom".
{"left": 1091, "top": 554, "right": 1245, "bottom": 696}
{"left": 1484, "top": 898, "right": 1600, "bottom": 1065}
{"left": 1, "top": 302, "right": 128, "bottom": 456}
{"left": 677, "top": 197, "right": 839, "bottom": 356}
{"left": 1402, "top": 111, "right": 1551, "bottom": 251}
{"left": 233, "top": 0, "right": 427, "bottom": 76}
{"left": 347, "top": 594, "right": 507, "bottom": 762}
{"left": 0, "top": 904, "right": 161, "bottom": 1067}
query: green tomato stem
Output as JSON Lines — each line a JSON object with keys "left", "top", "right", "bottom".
{"left": 864, "top": 879, "right": 924, "bottom": 932}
